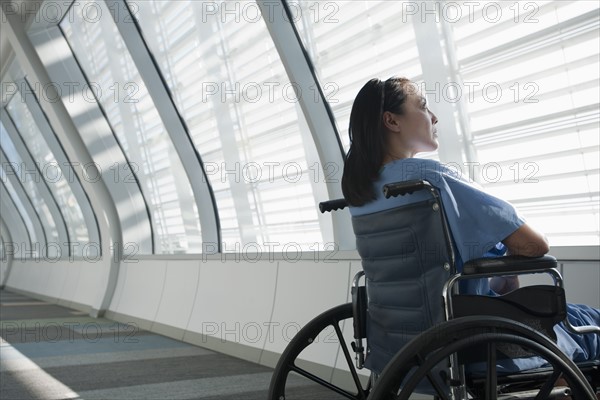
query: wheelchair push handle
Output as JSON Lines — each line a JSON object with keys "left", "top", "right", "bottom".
{"left": 383, "top": 179, "right": 431, "bottom": 198}
{"left": 319, "top": 199, "right": 347, "bottom": 213}
{"left": 319, "top": 180, "right": 432, "bottom": 212}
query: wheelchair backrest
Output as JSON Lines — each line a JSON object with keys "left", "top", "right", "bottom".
{"left": 352, "top": 195, "right": 454, "bottom": 374}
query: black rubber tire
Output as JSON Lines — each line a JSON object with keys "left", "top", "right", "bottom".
{"left": 368, "top": 316, "right": 595, "bottom": 400}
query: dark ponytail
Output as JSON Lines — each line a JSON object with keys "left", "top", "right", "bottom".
{"left": 341, "top": 77, "right": 410, "bottom": 206}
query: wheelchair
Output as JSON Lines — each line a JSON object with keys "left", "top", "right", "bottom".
{"left": 268, "top": 180, "right": 599, "bottom": 399}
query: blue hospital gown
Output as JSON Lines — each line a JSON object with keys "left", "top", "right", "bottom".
{"left": 349, "top": 158, "right": 600, "bottom": 370}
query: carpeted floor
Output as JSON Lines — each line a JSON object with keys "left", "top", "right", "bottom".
{"left": 0, "top": 289, "right": 350, "bottom": 400}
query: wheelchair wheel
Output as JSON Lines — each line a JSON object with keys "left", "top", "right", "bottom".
{"left": 368, "top": 316, "right": 596, "bottom": 400}
{"left": 268, "top": 303, "right": 370, "bottom": 400}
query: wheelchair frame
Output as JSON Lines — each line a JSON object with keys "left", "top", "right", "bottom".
{"left": 269, "top": 180, "right": 599, "bottom": 400}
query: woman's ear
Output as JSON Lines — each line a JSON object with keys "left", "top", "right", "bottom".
{"left": 382, "top": 111, "right": 401, "bottom": 132}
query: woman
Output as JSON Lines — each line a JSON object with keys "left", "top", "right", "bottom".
{"left": 341, "top": 77, "right": 599, "bottom": 377}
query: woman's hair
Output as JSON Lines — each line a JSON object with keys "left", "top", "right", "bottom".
{"left": 341, "top": 77, "right": 411, "bottom": 206}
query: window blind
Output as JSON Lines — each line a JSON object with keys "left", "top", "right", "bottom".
{"left": 133, "top": 0, "right": 329, "bottom": 252}
{"left": 0, "top": 167, "right": 37, "bottom": 247}
{"left": 61, "top": 0, "right": 203, "bottom": 254}
{"left": 0, "top": 122, "right": 59, "bottom": 256}
{"left": 291, "top": 0, "right": 423, "bottom": 151}
{"left": 294, "top": 0, "right": 599, "bottom": 247}
{"left": 449, "top": 0, "right": 599, "bottom": 246}
{"left": 6, "top": 90, "right": 90, "bottom": 255}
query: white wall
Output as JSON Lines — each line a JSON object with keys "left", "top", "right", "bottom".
{"left": 4, "top": 257, "right": 112, "bottom": 312}
{"left": 105, "top": 254, "right": 362, "bottom": 370}
{"left": 4, "top": 253, "right": 599, "bottom": 372}
{"left": 561, "top": 261, "right": 600, "bottom": 308}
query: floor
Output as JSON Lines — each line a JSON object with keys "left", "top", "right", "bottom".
{"left": 0, "top": 289, "right": 346, "bottom": 400}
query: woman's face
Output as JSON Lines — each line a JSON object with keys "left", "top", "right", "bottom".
{"left": 383, "top": 87, "right": 439, "bottom": 159}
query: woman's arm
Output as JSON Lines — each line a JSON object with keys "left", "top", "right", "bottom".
{"left": 502, "top": 223, "right": 549, "bottom": 257}
{"left": 490, "top": 224, "right": 549, "bottom": 295}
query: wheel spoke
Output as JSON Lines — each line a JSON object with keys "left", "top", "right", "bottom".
{"left": 425, "top": 371, "right": 451, "bottom": 400}
{"left": 535, "top": 370, "right": 562, "bottom": 400}
{"left": 288, "top": 364, "right": 363, "bottom": 400}
{"left": 268, "top": 303, "right": 367, "bottom": 400}
{"left": 486, "top": 342, "right": 497, "bottom": 400}
{"left": 333, "top": 320, "right": 368, "bottom": 399}
{"left": 417, "top": 353, "right": 451, "bottom": 400}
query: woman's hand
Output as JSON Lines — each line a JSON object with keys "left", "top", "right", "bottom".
{"left": 490, "top": 275, "right": 520, "bottom": 295}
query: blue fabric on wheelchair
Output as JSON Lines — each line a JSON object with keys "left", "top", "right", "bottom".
{"left": 352, "top": 199, "right": 452, "bottom": 375}
{"left": 349, "top": 158, "right": 600, "bottom": 373}
{"left": 487, "top": 305, "right": 600, "bottom": 373}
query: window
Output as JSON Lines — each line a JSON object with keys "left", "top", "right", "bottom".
{"left": 1, "top": 122, "right": 60, "bottom": 257}
{"left": 61, "top": 0, "right": 202, "bottom": 254}
{"left": 291, "top": 1, "right": 423, "bottom": 151}
{"left": 448, "top": 0, "right": 600, "bottom": 246}
{"left": 290, "top": 0, "right": 598, "bottom": 247}
{"left": 6, "top": 90, "right": 90, "bottom": 256}
{"left": 0, "top": 167, "right": 38, "bottom": 249}
{"left": 132, "top": 0, "right": 329, "bottom": 251}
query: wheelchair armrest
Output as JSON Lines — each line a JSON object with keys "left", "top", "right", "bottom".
{"left": 458, "top": 255, "right": 600, "bottom": 336}
{"left": 463, "top": 254, "right": 557, "bottom": 276}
